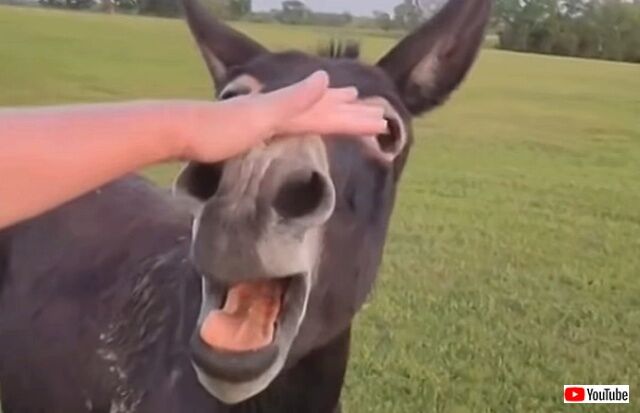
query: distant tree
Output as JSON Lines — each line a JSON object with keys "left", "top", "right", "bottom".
{"left": 493, "top": 0, "right": 521, "bottom": 28}
{"left": 416, "top": 0, "right": 445, "bottom": 19}
{"left": 373, "top": 10, "right": 393, "bottom": 31}
{"left": 495, "top": 0, "right": 640, "bottom": 63}
{"left": 278, "top": 0, "right": 309, "bottom": 24}
{"left": 394, "top": 0, "right": 422, "bottom": 30}
{"left": 39, "top": 0, "right": 74, "bottom": 7}
{"left": 65, "top": 0, "right": 96, "bottom": 9}
{"left": 207, "top": 0, "right": 232, "bottom": 18}
{"left": 51, "top": 0, "right": 110, "bottom": 13}
{"left": 308, "top": 11, "right": 352, "bottom": 27}
{"left": 228, "top": 0, "right": 251, "bottom": 19}
{"left": 113, "top": 0, "right": 138, "bottom": 11}
{"left": 138, "top": 0, "right": 180, "bottom": 16}
{"left": 245, "top": 10, "right": 277, "bottom": 23}
{"left": 563, "top": 0, "right": 588, "bottom": 17}
{"left": 103, "top": 0, "right": 115, "bottom": 13}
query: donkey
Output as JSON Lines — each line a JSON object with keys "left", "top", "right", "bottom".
{"left": 0, "top": 0, "right": 491, "bottom": 411}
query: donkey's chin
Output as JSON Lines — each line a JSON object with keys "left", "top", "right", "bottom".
{"left": 190, "top": 273, "right": 311, "bottom": 405}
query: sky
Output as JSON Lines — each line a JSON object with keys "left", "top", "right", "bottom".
{"left": 252, "top": 0, "right": 400, "bottom": 16}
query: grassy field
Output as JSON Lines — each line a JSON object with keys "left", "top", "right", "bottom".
{"left": 1, "top": 5, "right": 639, "bottom": 413}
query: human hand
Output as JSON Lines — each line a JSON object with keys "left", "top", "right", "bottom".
{"left": 181, "top": 71, "right": 387, "bottom": 163}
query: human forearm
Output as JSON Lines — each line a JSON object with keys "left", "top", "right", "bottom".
{"left": 0, "top": 101, "right": 191, "bottom": 227}
{"left": 0, "top": 71, "right": 387, "bottom": 229}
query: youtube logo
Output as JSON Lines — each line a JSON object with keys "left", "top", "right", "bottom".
{"left": 565, "top": 387, "right": 585, "bottom": 402}
{"left": 564, "top": 385, "right": 630, "bottom": 404}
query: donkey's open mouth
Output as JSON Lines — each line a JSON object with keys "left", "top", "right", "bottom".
{"left": 202, "top": 277, "right": 294, "bottom": 352}
{"left": 191, "top": 274, "right": 310, "bottom": 383}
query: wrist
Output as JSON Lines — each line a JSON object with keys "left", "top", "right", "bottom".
{"left": 152, "top": 101, "right": 200, "bottom": 162}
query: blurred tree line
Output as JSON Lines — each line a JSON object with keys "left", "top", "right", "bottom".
{"left": 272, "top": 0, "right": 352, "bottom": 26}
{"left": 24, "top": 0, "right": 640, "bottom": 63}
{"left": 35, "top": 0, "right": 251, "bottom": 18}
{"left": 495, "top": 0, "right": 640, "bottom": 63}
{"left": 371, "top": 0, "right": 446, "bottom": 32}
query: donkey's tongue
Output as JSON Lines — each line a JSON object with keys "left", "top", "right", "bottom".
{"left": 200, "top": 280, "right": 284, "bottom": 352}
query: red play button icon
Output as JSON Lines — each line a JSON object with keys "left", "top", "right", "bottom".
{"left": 565, "top": 387, "right": 586, "bottom": 402}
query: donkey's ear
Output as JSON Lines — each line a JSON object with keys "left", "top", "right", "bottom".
{"left": 182, "top": 0, "right": 268, "bottom": 88}
{"left": 377, "top": 0, "right": 492, "bottom": 115}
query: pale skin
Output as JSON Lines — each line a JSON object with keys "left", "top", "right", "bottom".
{"left": 0, "top": 71, "right": 387, "bottom": 229}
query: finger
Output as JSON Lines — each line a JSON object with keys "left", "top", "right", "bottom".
{"left": 292, "top": 103, "right": 386, "bottom": 135}
{"left": 334, "top": 104, "right": 386, "bottom": 118}
{"left": 321, "top": 87, "right": 359, "bottom": 103}
{"left": 340, "top": 119, "right": 389, "bottom": 136}
{"left": 307, "top": 105, "right": 384, "bottom": 127}
{"left": 321, "top": 115, "right": 389, "bottom": 136}
{"left": 326, "top": 110, "right": 387, "bottom": 131}
{"left": 262, "top": 70, "right": 330, "bottom": 118}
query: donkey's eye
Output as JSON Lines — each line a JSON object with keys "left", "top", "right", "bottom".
{"left": 376, "top": 117, "right": 403, "bottom": 155}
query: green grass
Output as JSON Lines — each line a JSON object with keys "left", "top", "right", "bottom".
{"left": 1, "top": 5, "right": 639, "bottom": 413}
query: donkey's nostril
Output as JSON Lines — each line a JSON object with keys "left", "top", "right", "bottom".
{"left": 273, "top": 171, "right": 328, "bottom": 220}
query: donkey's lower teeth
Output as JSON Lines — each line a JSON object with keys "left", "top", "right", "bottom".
{"left": 200, "top": 279, "right": 287, "bottom": 352}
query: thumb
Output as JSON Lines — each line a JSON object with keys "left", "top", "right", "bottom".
{"left": 264, "top": 70, "right": 330, "bottom": 119}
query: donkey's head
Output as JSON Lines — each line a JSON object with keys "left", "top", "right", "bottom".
{"left": 176, "top": 0, "right": 491, "bottom": 404}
